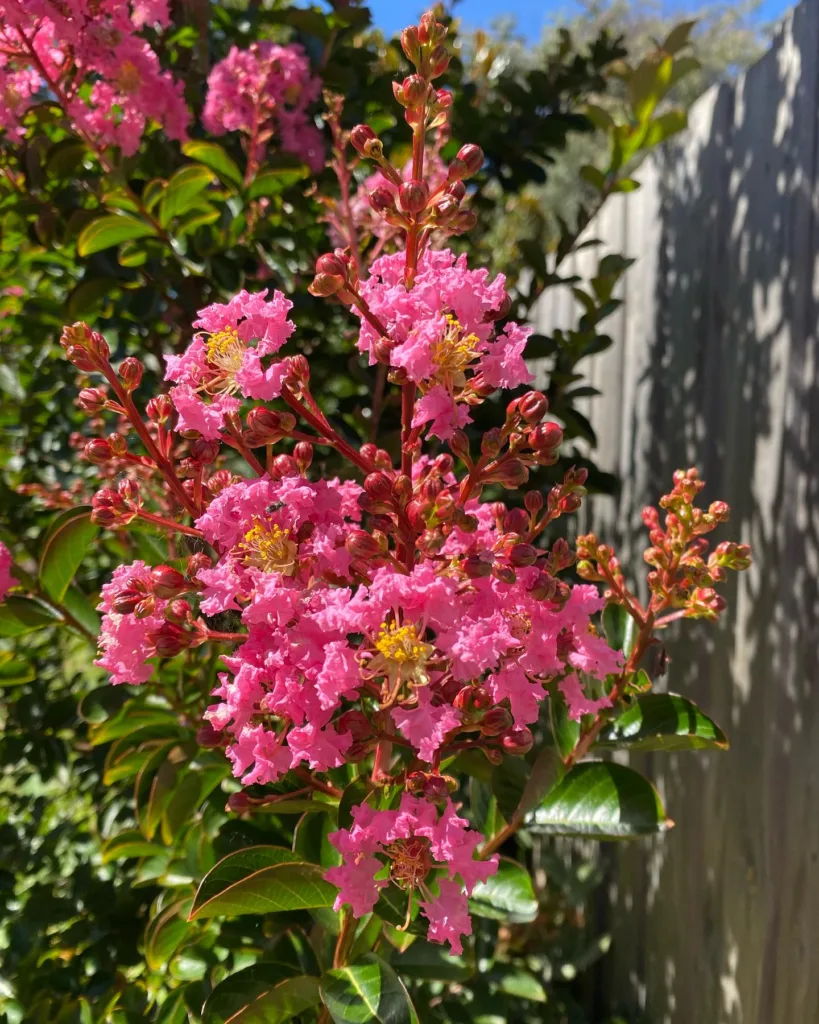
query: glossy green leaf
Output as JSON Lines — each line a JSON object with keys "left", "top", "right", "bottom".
{"left": 101, "top": 829, "right": 166, "bottom": 863}
{"left": 144, "top": 900, "right": 191, "bottom": 972}
{"left": 60, "top": 583, "right": 100, "bottom": 635}
{"left": 386, "top": 941, "right": 470, "bottom": 982}
{"left": 321, "top": 953, "right": 419, "bottom": 1024}
{"left": 248, "top": 165, "right": 308, "bottom": 197}
{"left": 550, "top": 690, "right": 581, "bottom": 759}
{"left": 182, "top": 141, "right": 243, "bottom": 188}
{"left": 0, "top": 596, "right": 62, "bottom": 637}
{"left": 0, "top": 652, "right": 35, "bottom": 687}
{"left": 498, "top": 970, "right": 547, "bottom": 1002}
{"left": 77, "top": 214, "right": 157, "bottom": 256}
{"left": 524, "top": 761, "right": 672, "bottom": 838}
{"left": 601, "top": 602, "right": 636, "bottom": 656}
{"left": 38, "top": 507, "right": 97, "bottom": 602}
{"left": 190, "top": 847, "right": 335, "bottom": 920}
{"left": 469, "top": 857, "right": 538, "bottom": 923}
{"left": 597, "top": 693, "right": 728, "bottom": 751}
{"left": 159, "top": 165, "right": 215, "bottom": 226}
{"left": 204, "top": 960, "right": 322, "bottom": 1023}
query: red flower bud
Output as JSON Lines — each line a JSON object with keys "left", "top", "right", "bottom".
{"left": 309, "top": 272, "right": 345, "bottom": 297}
{"left": 228, "top": 791, "right": 251, "bottom": 812}
{"left": 189, "top": 438, "right": 220, "bottom": 464}
{"left": 111, "top": 588, "right": 145, "bottom": 614}
{"left": 369, "top": 186, "right": 397, "bottom": 215}
{"left": 84, "top": 438, "right": 114, "bottom": 465}
{"left": 444, "top": 180, "right": 466, "bottom": 202}
{"left": 509, "top": 543, "right": 538, "bottom": 568}
{"left": 449, "top": 144, "right": 484, "bottom": 181}
{"left": 77, "top": 387, "right": 108, "bottom": 413}
{"left": 294, "top": 441, "right": 313, "bottom": 471}
{"left": 503, "top": 507, "right": 529, "bottom": 536}
{"left": 167, "top": 598, "right": 193, "bottom": 623}
{"left": 150, "top": 565, "right": 188, "bottom": 599}
{"left": 398, "top": 179, "right": 430, "bottom": 214}
{"left": 401, "top": 25, "right": 421, "bottom": 63}
{"left": 401, "top": 74, "right": 429, "bottom": 107}
{"left": 450, "top": 210, "right": 477, "bottom": 235}
{"left": 519, "top": 391, "right": 548, "bottom": 424}
{"left": 529, "top": 421, "right": 563, "bottom": 451}
{"left": 364, "top": 472, "right": 394, "bottom": 504}
{"left": 350, "top": 124, "right": 383, "bottom": 159}
{"left": 151, "top": 622, "right": 191, "bottom": 658}
{"left": 480, "top": 707, "right": 514, "bottom": 736}
{"left": 316, "top": 252, "right": 348, "bottom": 277}
{"left": 463, "top": 553, "right": 493, "bottom": 579}
{"left": 196, "top": 723, "right": 224, "bottom": 749}
{"left": 118, "top": 357, "right": 143, "bottom": 392}
{"left": 502, "top": 727, "right": 534, "bottom": 755}
{"left": 524, "top": 490, "right": 544, "bottom": 514}
{"left": 146, "top": 394, "right": 174, "bottom": 424}
{"left": 428, "top": 45, "right": 450, "bottom": 78}
{"left": 272, "top": 454, "right": 298, "bottom": 477}
{"left": 453, "top": 685, "right": 492, "bottom": 713}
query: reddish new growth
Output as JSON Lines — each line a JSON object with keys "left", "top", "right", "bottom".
{"left": 38, "top": 10, "right": 754, "bottom": 959}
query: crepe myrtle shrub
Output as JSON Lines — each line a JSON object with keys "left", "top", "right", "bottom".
{"left": 0, "top": 8, "right": 748, "bottom": 1023}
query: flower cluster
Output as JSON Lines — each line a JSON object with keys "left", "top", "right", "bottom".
{"left": 0, "top": 1, "right": 188, "bottom": 154}
{"left": 203, "top": 41, "right": 323, "bottom": 174}
{"left": 59, "top": 10, "right": 752, "bottom": 958}
{"left": 327, "top": 795, "right": 499, "bottom": 953}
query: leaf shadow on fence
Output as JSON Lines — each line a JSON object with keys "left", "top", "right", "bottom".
{"left": 592, "top": 4, "right": 819, "bottom": 1022}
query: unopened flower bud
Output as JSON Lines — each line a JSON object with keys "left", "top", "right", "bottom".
{"left": 493, "top": 460, "right": 529, "bottom": 488}
{"left": 449, "top": 210, "right": 477, "bottom": 234}
{"left": 228, "top": 791, "right": 251, "bottom": 813}
{"left": 427, "top": 43, "right": 450, "bottom": 78}
{"left": 111, "top": 588, "right": 145, "bottom": 614}
{"left": 530, "top": 421, "right": 563, "bottom": 451}
{"left": 364, "top": 472, "right": 394, "bottom": 504}
{"left": 369, "top": 187, "right": 397, "bottom": 216}
{"left": 519, "top": 391, "right": 548, "bottom": 425}
{"left": 503, "top": 507, "right": 529, "bottom": 535}
{"left": 401, "top": 74, "right": 428, "bottom": 107}
{"left": 84, "top": 438, "right": 113, "bottom": 465}
{"left": 398, "top": 179, "right": 429, "bottom": 214}
{"left": 146, "top": 394, "right": 174, "bottom": 424}
{"left": 285, "top": 355, "right": 310, "bottom": 386}
{"left": 481, "top": 707, "right": 514, "bottom": 737}
{"left": 419, "top": 10, "right": 447, "bottom": 44}
{"left": 401, "top": 25, "right": 421, "bottom": 63}
{"left": 151, "top": 622, "right": 190, "bottom": 657}
{"left": 196, "top": 723, "right": 224, "bottom": 749}
{"left": 190, "top": 438, "right": 220, "bottom": 464}
{"left": 272, "top": 454, "right": 298, "bottom": 477}
{"left": 449, "top": 144, "right": 484, "bottom": 181}
{"left": 316, "top": 252, "right": 348, "bottom": 277}
{"left": 509, "top": 543, "right": 538, "bottom": 568}
{"left": 708, "top": 500, "right": 730, "bottom": 522}
{"left": 559, "top": 493, "right": 582, "bottom": 514}
{"left": 524, "top": 490, "right": 544, "bottom": 514}
{"left": 454, "top": 685, "right": 492, "bottom": 713}
{"left": 502, "top": 727, "right": 534, "bottom": 755}
{"left": 77, "top": 387, "right": 108, "bottom": 413}
{"left": 444, "top": 180, "right": 466, "bottom": 202}
{"left": 483, "top": 293, "right": 512, "bottom": 322}
{"left": 167, "top": 598, "right": 193, "bottom": 623}
{"left": 187, "top": 552, "right": 212, "bottom": 577}
{"left": 293, "top": 441, "right": 313, "bottom": 471}
{"left": 150, "top": 565, "right": 188, "bottom": 599}
{"left": 463, "top": 553, "right": 494, "bottom": 579}
{"left": 118, "top": 357, "right": 143, "bottom": 392}
{"left": 481, "top": 427, "right": 503, "bottom": 457}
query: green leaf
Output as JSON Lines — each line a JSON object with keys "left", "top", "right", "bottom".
{"left": 38, "top": 506, "right": 97, "bottom": 602}
{"left": 612, "top": 176, "right": 640, "bottom": 193}
{"left": 491, "top": 757, "right": 529, "bottom": 823}
{"left": 101, "top": 830, "right": 166, "bottom": 863}
{"left": 469, "top": 858, "right": 538, "bottom": 923}
{"left": 204, "top": 965, "right": 321, "bottom": 1024}
{"left": 182, "top": 141, "right": 243, "bottom": 188}
{"left": 662, "top": 19, "right": 697, "bottom": 55}
{"left": 77, "top": 214, "right": 157, "bottom": 256}
{"left": 159, "top": 165, "right": 215, "bottom": 227}
{"left": 321, "top": 953, "right": 419, "bottom": 1024}
{"left": 249, "top": 165, "right": 309, "bottom": 197}
{"left": 0, "top": 596, "right": 62, "bottom": 637}
{"left": 190, "top": 847, "right": 336, "bottom": 920}
{"left": 338, "top": 778, "right": 371, "bottom": 831}
{"left": 601, "top": 602, "right": 636, "bottom": 656}
{"left": 597, "top": 693, "right": 728, "bottom": 751}
{"left": 515, "top": 747, "right": 563, "bottom": 819}
{"left": 579, "top": 164, "right": 606, "bottom": 191}
{"left": 0, "top": 652, "right": 35, "bottom": 687}
{"left": 643, "top": 108, "right": 688, "bottom": 148}
{"left": 60, "top": 584, "right": 100, "bottom": 635}
{"left": 524, "top": 761, "right": 672, "bottom": 838}
{"left": 144, "top": 900, "right": 191, "bottom": 972}
{"left": 386, "top": 941, "right": 470, "bottom": 982}
{"left": 550, "top": 690, "right": 580, "bottom": 760}
{"left": 372, "top": 884, "right": 425, "bottom": 936}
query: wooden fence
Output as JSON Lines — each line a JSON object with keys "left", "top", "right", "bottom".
{"left": 533, "top": 2, "right": 819, "bottom": 1020}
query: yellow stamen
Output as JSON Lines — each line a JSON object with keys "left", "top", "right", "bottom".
{"left": 238, "top": 520, "right": 297, "bottom": 575}
{"left": 201, "top": 326, "right": 245, "bottom": 396}
{"left": 430, "top": 314, "right": 478, "bottom": 377}
{"left": 375, "top": 622, "right": 426, "bottom": 664}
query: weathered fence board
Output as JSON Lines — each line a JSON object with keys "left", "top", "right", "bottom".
{"left": 533, "top": 3, "right": 819, "bottom": 1020}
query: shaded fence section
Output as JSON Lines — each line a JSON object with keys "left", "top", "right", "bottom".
{"left": 533, "top": 2, "right": 819, "bottom": 1020}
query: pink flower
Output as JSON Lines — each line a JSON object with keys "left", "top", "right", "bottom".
{"left": 478, "top": 322, "right": 534, "bottom": 389}
{"left": 559, "top": 673, "right": 614, "bottom": 721}
{"left": 412, "top": 385, "right": 472, "bottom": 441}
{"left": 326, "top": 795, "right": 498, "bottom": 952}
{"left": 203, "top": 42, "right": 323, "bottom": 170}
{"left": 0, "top": 542, "right": 18, "bottom": 601}
{"left": 420, "top": 878, "right": 473, "bottom": 955}
{"left": 95, "top": 561, "right": 166, "bottom": 685}
{"left": 392, "top": 689, "right": 461, "bottom": 762}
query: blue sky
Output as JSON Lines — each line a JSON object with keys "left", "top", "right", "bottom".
{"left": 367, "top": 0, "right": 794, "bottom": 42}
